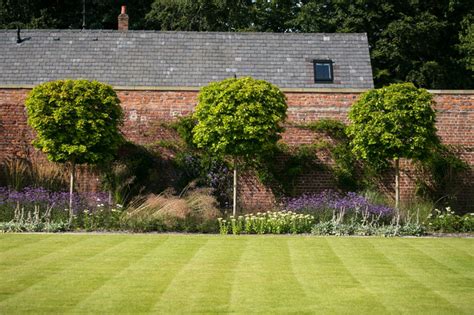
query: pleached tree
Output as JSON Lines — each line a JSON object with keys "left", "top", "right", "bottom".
{"left": 192, "top": 77, "right": 287, "bottom": 215}
{"left": 25, "top": 79, "right": 124, "bottom": 223}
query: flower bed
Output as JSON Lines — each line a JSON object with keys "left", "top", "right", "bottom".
{"left": 285, "top": 190, "right": 394, "bottom": 223}
{"left": 218, "top": 211, "right": 314, "bottom": 235}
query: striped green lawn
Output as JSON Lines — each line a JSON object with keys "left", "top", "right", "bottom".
{"left": 0, "top": 234, "right": 472, "bottom": 314}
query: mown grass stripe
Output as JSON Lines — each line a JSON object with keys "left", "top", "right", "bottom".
{"left": 400, "top": 240, "right": 465, "bottom": 275}
{"left": 68, "top": 236, "right": 207, "bottom": 314}
{"left": 287, "top": 237, "right": 389, "bottom": 314}
{"left": 228, "top": 236, "right": 308, "bottom": 314}
{"left": 0, "top": 235, "right": 115, "bottom": 302}
{"left": 226, "top": 237, "right": 249, "bottom": 314}
{"left": 370, "top": 238, "right": 473, "bottom": 314}
{"left": 328, "top": 238, "right": 464, "bottom": 314}
{"left": 324, "top": 238, "right": 397, "bottom": 313}
{"left": 0, "top": 235, "right": 157, "bottom": 313}
{"left": 400, "top": 238, "right": 474, "bottom": 278}
{"left": 439, "top": 240, "right": 474, "bottom": 259}
{"left": 0, "top": 234, "right": 54, "bottom": 252}
{"left": 437, "top": 238, "right": 474, "bottom": 257}
{"left": 0, "top": 235, "right": 472, "bottom": 314}
{"left": 366, "top": 239, "right": 466, "bottom": 313}
{"left": 0, "top": 234, "right": 88, "bottom": 272}
{"left": 148, "top": 236, "right": 247, "bottom": 314}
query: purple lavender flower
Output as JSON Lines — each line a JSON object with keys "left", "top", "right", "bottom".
{"left": 285, "top": 190, "right": 340, "bottom": 212}
{"left": 0, "top": 186, "right": 112, "bottom": 213}
{"left": 285, "top": 190, "right": 394, "bottom": 218}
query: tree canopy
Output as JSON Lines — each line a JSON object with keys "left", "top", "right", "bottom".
{"left": 347, "top": 82, "right": 439, "bottom": 166}
{"left": 192, "top": 77, "right": 287, "bottom": 158}
{"left": 25, "top": 79, "right": 124, "bottom": 165}
{"left": 2, "top": 0, "right": 473, "bottom": 89}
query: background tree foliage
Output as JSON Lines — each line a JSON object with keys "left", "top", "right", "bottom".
{"left": 1, "top": 0, "right": 473, "bottom": 88}
{"left": 458, "top": 14, "right": 474, "bottom": 72}
{"left": 145, "top": 0, "right": 251, "bottom": 31}
{"left": 0, "top": 0, "right": 154, "bottom": 29}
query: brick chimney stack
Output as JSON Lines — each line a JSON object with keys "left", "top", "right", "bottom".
{"left": 118, "top": 5, "right": 129, "bottom": 31}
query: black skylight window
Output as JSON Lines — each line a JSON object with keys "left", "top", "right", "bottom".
{"left": 313, "top": 60, "right": 333, "bottom": 83}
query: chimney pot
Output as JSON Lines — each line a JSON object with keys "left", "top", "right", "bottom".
{"left": 118, "top": 6, "right": 129, "bottom": 31}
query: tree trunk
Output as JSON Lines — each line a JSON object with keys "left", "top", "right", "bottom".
{"left": 69, "top": 161, "right": 76, "bottom": 225}
{"left": 394, "top": 158, "right": 400, "bottom": 211}
{"left": 233, "top": 158, "right": 237, "bottom": 217}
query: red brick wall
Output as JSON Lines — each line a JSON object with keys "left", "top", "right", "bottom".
{"left": 1, "top": 88, "right": 473, "bottom": 210}
{"left": 0, "top": 89, "right": 32, "bottom": 159}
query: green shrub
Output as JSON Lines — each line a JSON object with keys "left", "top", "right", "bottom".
{"left": 460, "top": 214, "right": 474, "bottom": 232}
{"left": 101, "top": 142, "right": 159, "bottom": 205}
{"left": 120, "top": 217, "right": 167, "bottom": 233}
{"left": 74, "top": 205, "right": 123, "bottom": 231}
{"left": 25, "top": 79, "right": 124, "bottom": 166}
{"left": 415, "top": 144, "right": 469, "bottom": 204}
{"left": 427, "top": 207, "right": 474, "bottom": 233}
{"left": 193, "top": 77, "right": 287, "bottom": 159}
{"left": 171, "top": 115, "right": 197, "bottom": 148}
{"left": 306, "top": 119, "right": 347, "bottom": 140}
{"left": 398, "top": 222, "right": 427, "bottom": 236}
{"left": 256, "top": 143, "right": 325, "bottom": 196}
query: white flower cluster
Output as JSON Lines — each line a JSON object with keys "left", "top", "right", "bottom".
{"left": 218, "top": 210, "right": 314, "bottom": 235}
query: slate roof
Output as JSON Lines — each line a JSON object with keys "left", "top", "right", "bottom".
{"left": 0, "top": 30, "right": 373, "bottom": 89}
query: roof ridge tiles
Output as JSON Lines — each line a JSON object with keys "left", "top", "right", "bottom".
{"left": 0, "top": 29, "right": 367, "bottom": 36}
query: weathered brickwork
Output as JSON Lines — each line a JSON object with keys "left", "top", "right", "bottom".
{"left": 1, "top": 88, "right": 473, "bottom": 210}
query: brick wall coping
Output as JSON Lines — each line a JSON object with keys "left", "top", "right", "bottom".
{"left": 0, "top": 84, "right": 473, "bottom": 95}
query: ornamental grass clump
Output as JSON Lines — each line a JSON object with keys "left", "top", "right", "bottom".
{"left": 218, "top": 210, "right": 314, "bottom": 235}
{"left": 0, "top": 156, "right": 68, "bottom": 192}
{"left": 122, "top": 188, "right": 221, "bottom": 232}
